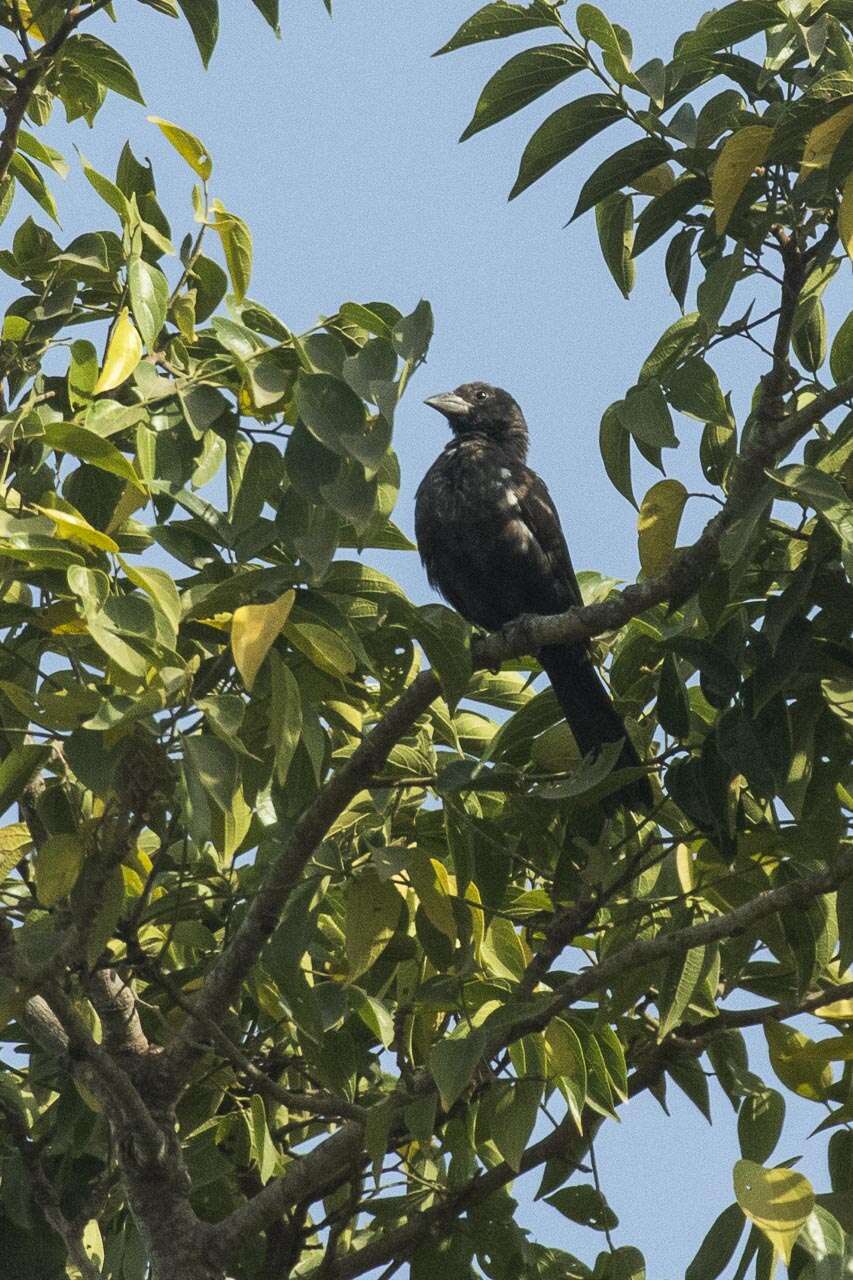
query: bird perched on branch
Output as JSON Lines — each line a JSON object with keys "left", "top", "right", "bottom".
{"left": 415, "top": 381, "right": 652, "bottom": 811}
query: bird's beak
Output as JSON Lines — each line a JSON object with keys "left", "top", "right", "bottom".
{"left": 424, "top": 392, "right": 470, "bottom": 419}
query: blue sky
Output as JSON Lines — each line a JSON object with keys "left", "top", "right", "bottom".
{"left": 7, "top": 0, "right": 844, "bottom": 1272}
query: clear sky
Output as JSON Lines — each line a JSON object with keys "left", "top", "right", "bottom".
{"left": 12, "top": 0, "right": 841, "bottom": 1272}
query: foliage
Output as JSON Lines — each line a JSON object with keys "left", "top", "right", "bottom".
{"left": 0, "top": 3, "right": 850, "bottom": 1280}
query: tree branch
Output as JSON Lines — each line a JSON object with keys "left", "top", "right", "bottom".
{"left": 209, "top": 1124, "right": 366, "bottom": 1261}
{"left": 165, "top": 360, "right": 853, "bottom": 1093}
{"left": 504, "top": 844, "right": 853, "bottom": 1049}
{"left": 87, "top": 968, "right": 150, "bottom": 1057}
{"left": 0, "top": 0, "right": 113, "bottom": 184}
{"left": 165, "top": 670, "right": 441, "bottom": 1086}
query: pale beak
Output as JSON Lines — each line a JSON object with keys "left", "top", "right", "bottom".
{"left": 424, "top": 392, "right": 471, "bottom": 418}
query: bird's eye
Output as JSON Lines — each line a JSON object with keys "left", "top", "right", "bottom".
{"left": 475, "top": 390, "right": 488, "bottom": 401}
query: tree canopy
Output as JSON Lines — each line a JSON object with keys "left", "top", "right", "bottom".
{"left": 0, "top": 2, "right": 852, "bottom": 1279}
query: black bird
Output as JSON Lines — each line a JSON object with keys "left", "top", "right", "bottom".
{"left": 415, "top": 381, "right": 652, "bottom": 810}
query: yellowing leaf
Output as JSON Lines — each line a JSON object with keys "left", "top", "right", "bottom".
{"left": 814, "top": 996, "right": 853, "bottom": 1020}
{"left": 35, "top": 506, "right": 119, "bottom": 554}
{"left": 0, "top": 823, "right": 32, "bottom": 878}
{"left": 733, "top": 1159, "right": 814, "bottom": 1263}
{"left": 839, "top": 174, "right": 853, "bottom": 264}
{"left": 231, "top": 590, "right": 295, "bottom": 690}
{"left": 765, "top": 1019, "right": 832, "bottom": 1101}
{"left": 94, "top": 309, "right": 142, "bottom": 394}
{"left": 344, "top": 871, "right": 403, "bottom": 980}
{"left": 637, "top": 478, "right": 688, "bottom": 576}
{"left": 147, "top": 115, "right": 213, "bottom": 180}
{"left": 801, "top": 103, "right": 853, "bottom": 172}
{"left": 712, "top": 126, "right": 772, "bottom": 235}
{"left": 408, "top": 852, "right": 457, "bottom": 943}
{"left": 36, "top": 833, "right": 86, "bottom": 906}
{"left": 211, "top": 200, "right": 252, "bottom": 302}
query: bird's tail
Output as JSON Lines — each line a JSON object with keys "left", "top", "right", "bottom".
{"left": 539, "top": 642, "right": 653, "bottom": 811}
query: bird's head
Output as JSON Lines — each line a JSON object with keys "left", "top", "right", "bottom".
{"left": 424, "top": 382, "right": 528, "bottom": 457}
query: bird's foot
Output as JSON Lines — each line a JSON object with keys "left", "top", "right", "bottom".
{"left": 500, "top": 613, "right": 537, "bottom": 651}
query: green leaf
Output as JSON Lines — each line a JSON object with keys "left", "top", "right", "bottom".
{"left": 147, "top": 116, "right": 212, "bottom": 180}
{"left": 250, "top": 1095, "right": 280, "bottom": 1184}
{"left": 176, "top": 0, "right": 219, "bottom": 66}
{"left": 411, "top": 604, "right": 472, "bottom": 711}
{"left": 738, "top": 1090, "right": 785, "bottom": 1164}
{"left": 822, "top": 678, "right": 853, "bottom": 727}
{"left": 283, "top": 619, "right": 356, "bottom": 677}
{"left": 657, "top": 653, "right": 691, "bottom": 739}
{"left": 0, "top": 745, "right": 51, "bottom": 815}
{"left": 769, "top": 465, "right": 853, "bottom": 563}
{"left": 351, "top": 989, "right": 394, "bottom": 1049}
{"left": 545, "top": 1017, "right": 587, "bottom": 1129}
{"left": 85, "top": 867, "right": 124, "bottom": 968}
{"left": 686, "top": 1203, "right": 746, "bottom": 1280}
{"left": 42, "top": 423, "right": 144, "bottom": 492}
{"left": 595, "top": 192, "right": 635, "bottom": 299}
{"left": 639, "top": 313, "right": 701, "bottom": 383}
{"left": 572, "top": 136, "right": 670, "bottom": 221}
{"left": 392, "top": 299, "right": 433, "bottom": 366}
{"left": 680, "top": 1, "right": 784, "bottom": 57}
{"left": 657, "top": 942, "right": 713, "bottom": 1039}
{"left": 78, "top": 152, "right": 129, "bottom": 223}
{"left": 509, "top": 95, "right": 625, "bottom": 200}
{"left": 61, "top": 35, "right": 145, "bottom": 104}
{"left": 599, "top": 403, "right": 636, "bottom": 506}
{"left": 211, "top": 201, "right": 252, "bottom": 301}
{"left": 576, "top": 4, "right": 638, "bottom": 86}
{"left": 429, "top": 1028, "right": 486, "bottom": 1109}
{"left": 182, "top": 735, "right": 238, "bottom": 813}
{"left": 545, "top": 1185, "right": 618, "bottom": 1231}
{"left": 492, "top": 1078, "right": 540, "bottom": 1171}
{"left": 607, "top": 1247, "right": 646, "bottom": 1280}
{"left": 615, "top": 383, "right": 678, "bottom": 449}
{"left": 9, "top": 153, "right": 59, "bottom": 224}
{"left": 344, "top": 871, "right": 403, "bottom": 980}
{"left": 35, "top": 833, "right": 85, "bottom": 907}
{"left": 633, "top": 176, "right": 707, "bottom": 257}
{"left": 434, "top": 1, "right": 561, "bottom": 55}
{"left": 829, "top": 309, "right": 853, "bottom": 383}
{"left": 128, "top": 258, "right": 169, "bottom": 349}
{"left": 297, "top": 372, "right": 366, "bottom": 457}
{"left": 460, "top": 45, "right": 585, "bottom": 140}
{"left": 666, "top": 358, "right": 730, "bottom": 425}
{"left": 249, "top": 0, "right": 279, "bottom": 31}
{"left": 17, "top": 130, "right": 69, "bottom": 178}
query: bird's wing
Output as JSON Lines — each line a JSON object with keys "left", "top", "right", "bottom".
{"left": 505, "top": 466, "right": 584, "bottom": 615}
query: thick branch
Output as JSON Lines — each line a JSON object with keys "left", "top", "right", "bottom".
{"left": 87, "top": 968, "right": 150, "bottom": 1056}
{"left": 39, "top": 981, "right": 168, "bottom": 1169}
{"left": 209, "top": 1124, "right": 366, "bottom": 1260}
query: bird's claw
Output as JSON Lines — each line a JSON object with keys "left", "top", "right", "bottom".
{"left": 501, "top": 613, "right": 536, "bottom": 649}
